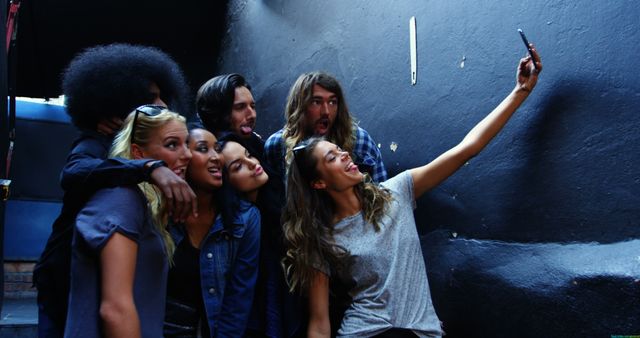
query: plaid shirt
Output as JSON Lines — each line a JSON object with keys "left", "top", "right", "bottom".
{"left": 264, "top": 125, "right": 388, "bottom": 183}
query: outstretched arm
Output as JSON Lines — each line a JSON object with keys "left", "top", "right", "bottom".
{"left": 411, "top": 46, "right": 542, "bottom": 199}
{"left": 61, "top": 130, "right": 196, "bottom": 222}
{"left": 59, "top": 133, "right": 149, "bottom": 191}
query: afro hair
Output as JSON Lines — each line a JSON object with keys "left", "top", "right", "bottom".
{"left": 62, "top": 43, "right": 191, "bottom": 130}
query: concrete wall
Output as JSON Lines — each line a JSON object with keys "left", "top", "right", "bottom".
{"left": 215, "top": 1, "right": 640, "bottom": 336}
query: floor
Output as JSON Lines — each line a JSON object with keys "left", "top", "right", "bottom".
{"left": 0, "top": 298, "right": 37, "bottom": 338}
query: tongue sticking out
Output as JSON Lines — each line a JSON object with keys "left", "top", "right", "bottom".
{"left": 240, "top": 126, "right": 253, "bottom": 135}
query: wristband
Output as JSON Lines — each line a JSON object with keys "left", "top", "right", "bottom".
{"left": 144, "top": 160, "right": 167, "bottom": 181}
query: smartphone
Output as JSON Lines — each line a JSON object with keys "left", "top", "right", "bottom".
{"left": 517, "top": 28, "right": 538, "bottom": 71}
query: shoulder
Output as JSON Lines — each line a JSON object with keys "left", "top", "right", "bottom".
{"left": 76, "top": 187, "right": 147, "bottom": 248}
{"left": 250, "top": 132, "right": 265, "bottom": 146}
{"left": 264, "top": 129, "right": 286, "bottom": 157}
{"left": 351, "top": 125, "right": 381, "bottom": 162}
{"left": 87, "top": 186, "right": 145, "bottom": 209}
{"left": 234, "top": 200, "right": 261, "bottom": 225}
{"left": 266, "top": 129, "right": 284, "bottom": 143}
{"left": 80, "top": 186, "right": 147, "bottom": 230}
{"left": 265, "top": 129, "right": 285, "bottom": 144}
{"left": 231, "top": 200, "right": 261, "bottom": 239}
{"left": 353, "top": 125, "right": 374, "bottom": 140}
{"left": 381, "top": 171, "right": 413, "bottom": 200}
{"left": 69, "top": 131, "right": 112, "bottom": 155}
{"left": 352, "top": 125, "right": 378, "bottom": 149}
{"left": 82, "top": 187, "right": 147, "bottom": 222}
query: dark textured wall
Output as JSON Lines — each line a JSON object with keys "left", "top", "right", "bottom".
{"left": 216, "top": 1, "right": 640, "bottom": 336}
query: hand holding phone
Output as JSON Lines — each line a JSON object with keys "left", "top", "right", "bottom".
{"left": 517, "top": 28, "right": 539, "bottom": 71}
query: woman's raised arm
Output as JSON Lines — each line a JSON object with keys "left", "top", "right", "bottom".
{"left": 411, "top": 46, "right": 542, "bottom": 199}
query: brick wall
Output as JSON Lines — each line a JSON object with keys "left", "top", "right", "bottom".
{"left": 4, "top": 261, "right": 36, "bottom": 299}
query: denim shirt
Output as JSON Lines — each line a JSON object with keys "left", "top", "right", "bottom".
{"left": 34, "top": 130, "right": 158, "bottom": 336}
{"left": 170, "top": 200, "right": 261, "bottom": 337}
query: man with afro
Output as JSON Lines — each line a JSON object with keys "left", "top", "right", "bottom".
{"left": 33, "top": 43, "right": 195, "bottom": 337}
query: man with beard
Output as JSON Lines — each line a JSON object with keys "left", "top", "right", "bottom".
{"left": 264, "top": 71, "right": 387, "bottom": 183}
{"left": 263, "top": 71, "right": 387, "bottom": 336}
{"left": 196, "top": 73, "right": 265, "bottom": 160}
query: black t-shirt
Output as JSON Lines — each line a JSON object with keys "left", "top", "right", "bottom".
{"left": 166, "top": 239, "right": 210, "bottom": 337}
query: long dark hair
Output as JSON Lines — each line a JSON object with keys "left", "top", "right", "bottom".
{"left": 186, "top": 124, "right": 241, "bottom": 232}
{"left": 282, "top": 137, "right": 392, "bottom": 293}
{"left": 282, "top": 72, "right": 355, "bottom": 175}
{"left": 196, "top": 73, "right": 251, "bottom": 135}
{"left": 218, "top": 133, "right": 285, "bottom": 240}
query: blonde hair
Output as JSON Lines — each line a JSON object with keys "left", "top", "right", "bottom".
{"left": 109, "top": 108, "right": 186, "bottom": 258}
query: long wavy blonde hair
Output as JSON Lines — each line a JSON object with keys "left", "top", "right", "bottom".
{"left": 281, "top": 137, "right": 392, "bottom": 293}
{"left": 109, "top": 108, "right": 185, "bottom": 258}
{"left": 282, "top": 72, "right": 355, "bottom": 175}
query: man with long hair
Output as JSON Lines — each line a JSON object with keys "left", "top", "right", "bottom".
{"left": 264, "top": 72, "right": 387, "bottom": 184}
{"left": 34, "top": 43, "right": 195, "bottom": 337}
{"left": 196, "top": 73, "right": 267, "bottom": 160}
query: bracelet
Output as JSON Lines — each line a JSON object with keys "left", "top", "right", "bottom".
{"left": 144, "top": 160, "right": 167, "bottom": 181}
{"left": 519, "top": 86, "right": 531, "bottom": 93}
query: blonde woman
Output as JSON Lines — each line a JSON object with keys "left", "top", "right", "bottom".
{"left": 64, "top": 106, "right": 191, "bottom": 338}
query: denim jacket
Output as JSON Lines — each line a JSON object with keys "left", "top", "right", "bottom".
{"left": 170, "top": 200, "right": 261, "bottom": 337}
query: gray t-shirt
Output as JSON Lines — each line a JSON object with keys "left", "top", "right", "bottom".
{"left": 325, "top": 171, "right": 442, "bottom": 338}
{"left": 64, "top": 186, "right": 168, "bottom": 338}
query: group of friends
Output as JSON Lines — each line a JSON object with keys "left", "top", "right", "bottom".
{"left": 33, "top": 42, "right": 541, "bottom": 338}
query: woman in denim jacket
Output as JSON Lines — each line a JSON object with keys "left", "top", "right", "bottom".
{"left": 164, "top": 127, "right": 260, "bottom": 337}
{"left": 219, "top": 134, "right": 304, "bottom": 338}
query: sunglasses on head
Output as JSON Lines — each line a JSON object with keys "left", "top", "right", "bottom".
{"left": 293, "top": 143, "right": 308, "bottom": 156}
{"left": 131, "top": 104, "right": 166, "bottom": 144}
{"left": 292, "top": 143, "right": 309, "bottom": 170}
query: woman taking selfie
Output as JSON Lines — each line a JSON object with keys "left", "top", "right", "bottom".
{"left": 283, "top": 49, "right": 542, "bottom": 337}
{"left": 65, "top": 106, "right": 191, "bottom": 337}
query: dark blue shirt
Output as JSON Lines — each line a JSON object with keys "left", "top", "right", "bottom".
{"left": 64, "top": 186, "right": 168, "bottom": 338}
{"left": 34, "top": 130, "right": 155, "bottom": 335}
